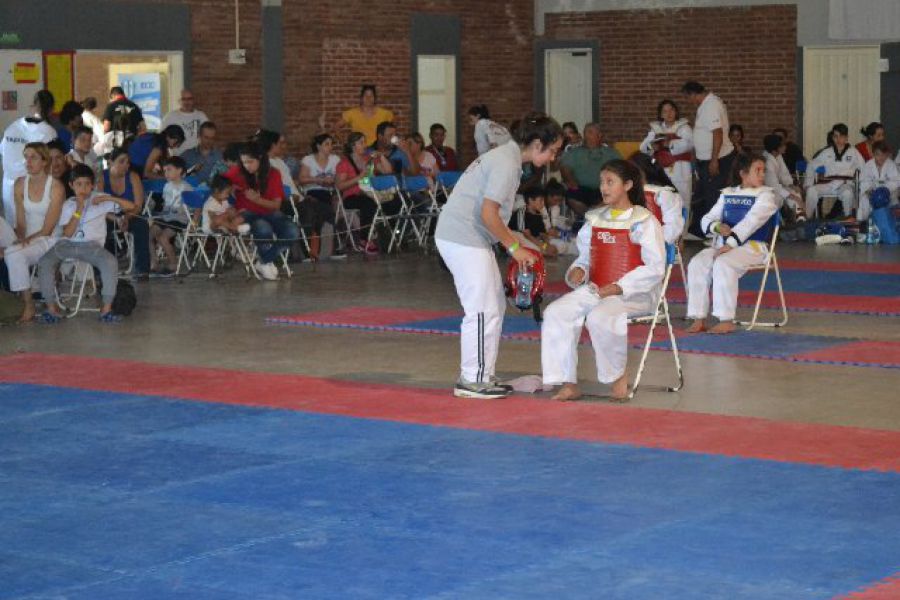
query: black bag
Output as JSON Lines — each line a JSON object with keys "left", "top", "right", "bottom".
{"left": 111, "top": 280, "right": 137, "bottom": 316}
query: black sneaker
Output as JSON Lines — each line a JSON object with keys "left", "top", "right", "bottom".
{"left": 454, "top": 380, "right": 510, "bottom": 399}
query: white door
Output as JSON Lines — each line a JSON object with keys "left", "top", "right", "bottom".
{"left": 417, "top": 55, "right": 456, "bottom": 149}
{"left": 802, "top": 46, "right": 881, "bottom": 159}
{"left": 0, "top": 50, "right": 45, "bottom": 135}
{"left": 545, "top": 48, "right": 593, "bottom": 130}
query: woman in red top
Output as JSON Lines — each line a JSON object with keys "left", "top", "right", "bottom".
{"left": 335, "top": 131, "right": 392, "bottom": 251}
{"left": 855, "top": 122, "right": 884, "bottom": 162}
{"left": 223, "top": 142, "right": 298, "bottom": 279}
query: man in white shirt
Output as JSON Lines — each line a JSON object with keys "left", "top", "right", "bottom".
{"left": 161, "top": 89, "right": 209, "bottom": 154}
{"left": 682, "top": 80, "right": 736, "bottom": 238}
{"left": 80, "top": 97, "right": 105, "bottom": 146}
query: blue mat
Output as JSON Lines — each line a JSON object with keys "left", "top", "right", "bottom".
{"left": 738, "top": 269, "right": 900, "bottom": 297}
{"left": 400, "top": 314, "right": 540, "bottom": 335}
{"left": 2, "top": 383, "right": 899, "bottom": 599}
{"left": 650, "top": 330, "right": 848, "bottom": 358}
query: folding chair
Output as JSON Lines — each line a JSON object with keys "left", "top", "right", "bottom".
{"left": 436, "top": 170, "right": 461, "bottom": 199}
{"left": 283, "top": 185, "right": 311, "bottom": 256}
{"left": 734, "top": 211, "right": 788, "bottom": 330}
{"left": 391, "top": 175, "right": 438, "bottom": 252}
{"left": 628, "top": 243, "right": 684, "bottom": 400}
{"left": 364, "top": 174, "right": 401, "bottom": 248}
{"left": 110, "top": 214, "right": 134, "bottom": 276}
{"left": 810, "top": 170, "right": 859, "bottom": 221}
{"left": 59, "top": 260, "right": 100, "bottom": 318}
{"left": 175, "top": 190, "right": 212, "bottom": 275}
{"left": 332, "top": 187, "right": 360, "bottom": 252}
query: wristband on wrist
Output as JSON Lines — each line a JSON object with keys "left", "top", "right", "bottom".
{"left": 73, "top": 212, "right": 82, "bottom": 219}
{"left": 507, "top": 241, "right": 520, "bottom": 255}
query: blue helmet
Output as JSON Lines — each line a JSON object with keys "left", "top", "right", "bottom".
{"left": 871, "top": 186, "right": 892, "bottom": 210}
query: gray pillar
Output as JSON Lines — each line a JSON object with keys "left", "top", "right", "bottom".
{"left": 261, "top": 0, "right": 283, "bottom": 131}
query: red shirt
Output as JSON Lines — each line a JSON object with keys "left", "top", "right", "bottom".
{"left": 336, "top": 156, "right": 365, "bottom": 197}
{"left": 223, "top": 164, "right": 284, "bottom": 215}
{"left": 426, "top": 144, "right": 459, "bottom": 171}
{"left": 855, "top": 141, "right": 872, "bottom": 162}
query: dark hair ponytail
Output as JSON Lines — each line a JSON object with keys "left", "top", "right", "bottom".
{"left": 861, "top": 122, "right": 882, "bottom": 139}
{"left": 730, "top": 151, "right": 765, "bottom": 186}
{"left": 510, "top": 112, "right": 563, "bottom": 149}
{"left": 630, "top": 153, "right": 675, "bottom": 188}
{"left": 467, "top": 104, "right": 490, "bottom": 120}
{"left": 33, "top": 90, "right": 55, "bottom": 121}
{"left": 344, "top": 132, "right": 365, "bottom": 156}
{"left": 600, "top": 159, "right": 645, "bottom": 206}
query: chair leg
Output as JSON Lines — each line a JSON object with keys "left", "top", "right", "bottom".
{"left": 661, "top": 297, "right": 684, "bottom": 392}
{"left": 628, "top": 266, "right": 671, "bottom": 400}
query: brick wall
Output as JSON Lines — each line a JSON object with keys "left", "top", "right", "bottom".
{"left": 282, "top": 1, "right": 535, "bottom": 164}
{"left": 543, "top": 5, "right": 798, "bottom": 151}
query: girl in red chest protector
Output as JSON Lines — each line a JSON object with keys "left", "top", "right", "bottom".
{"left": 541, "top": 160, "right": 666, "bottom": 401}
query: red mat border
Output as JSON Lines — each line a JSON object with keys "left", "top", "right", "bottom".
{"left": 2, "top": 353, "right": 899, "bottom": 473}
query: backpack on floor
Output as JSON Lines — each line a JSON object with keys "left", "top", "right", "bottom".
{"left": 111, "top": 280, "right": 137, "bottom": 316}
{"left": 0, "top": 290, "right": 24, "bottom": 325}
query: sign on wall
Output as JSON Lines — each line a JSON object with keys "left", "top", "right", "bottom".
{"left": 43, "top": 51, "right": 75, "bottom": 107}
{"left": 118, "top": 72, "right": 161, "bottom": 130}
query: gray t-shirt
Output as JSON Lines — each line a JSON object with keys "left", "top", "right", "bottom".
{"left": 435, "top": 140, "right": 522, "bottom": 248}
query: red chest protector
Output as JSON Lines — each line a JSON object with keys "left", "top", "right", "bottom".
{"left": 588, "top": 205, "right": 651, "bottom": 288}
{"left": 643, "top": 187, "right": 664, "bottom": 223}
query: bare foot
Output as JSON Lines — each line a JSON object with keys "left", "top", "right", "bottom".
{"left": 686, "top": 319, "right": 707, "bottom": 333}
{"left": 551, "top": 383, "right": 582, "bottom": 401}
{"left": 18, "top": 307, "right": 35, "bottom": 324}
{"left": 709, "top": 321, "right": 737, "bottom": 334}
{"left": 609, "top": 373, "right": 629, "bottom": 401}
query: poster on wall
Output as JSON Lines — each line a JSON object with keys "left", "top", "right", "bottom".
{"left": 43, "top": 51, "right": 75, "bottom": 108}
{"left": 0, "top": 50, "right": 44, "bottom": 134}
{"left": 118, "top": 72, "right": 161, "bottom": 130}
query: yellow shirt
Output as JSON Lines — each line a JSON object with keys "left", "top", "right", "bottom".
{"left": 342, "top": 106, "right": 394, "bottom": 146}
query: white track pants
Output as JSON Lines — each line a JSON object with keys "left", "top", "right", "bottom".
{"left": 686, "top": 246, "right": 766, "bottom": 321}
{"left": 805, "top": 182, "right": 854, "bottom": 218}
{"left": 2, "top": 177, "right": 15, "bottom": 223}
{"left": 5, "top": 236, "right": 56, "bottom": 292}
{"left": 542, "top": 286, "right": 650, "bottom": 385}
{"left": 436, "top": 239, "right": 506, "bottom": 383}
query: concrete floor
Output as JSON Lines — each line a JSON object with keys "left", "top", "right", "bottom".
{"left": 2, "top": 241, "right": 898, "bottom": 431}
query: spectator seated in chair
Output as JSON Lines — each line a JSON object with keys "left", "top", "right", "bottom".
{"left": 149, "top": 156, "right": 195, "bottom": 277}
{"left": 37, "top": 164, "right": 135, "bottom": 323}
{"left": 425, "top": 123, "right": 458, "bottom": 172}
{"left": 222, "top": 142, "right": 298, "bottom": 280}
{"left": 335, "top": 132, "right": 393, "bottom": 254}
{"left": 804, "top": 123, "right": 865, "bottom": 221}
{"left": 299, "top": 133, "right": 341, "bottom": 258}
{"left": 559, "top": 122, "right": 622, "bottom": 217}
{"left": 202, "top": 175, "right": 247, "bottom": 235}
{"left": 858, "top": 140, "right": 900, "bottom": 223}
{"left": 763, "top": 133, "right": 806, "bottom": 223}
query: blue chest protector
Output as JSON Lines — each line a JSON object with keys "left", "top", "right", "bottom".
{"left": 722, "top": 193, "right": 775, "bottom": 243}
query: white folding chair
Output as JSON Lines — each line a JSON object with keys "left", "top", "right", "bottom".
{"left": 628, "top": 243, "right": 684, "bottom": 400}
{"left": 332, "top": 187, "right": 360, "bottom": 252}
{"left": 175, "top": 190, "right": 212, "bottom": 275}
{"left": 391, "top": 175, "right": 438, "bottom": 252}
{"left": 364, "top": 174, "right": 401, "bottom": 249}
{"left": 58, "top": 260, "right": 100, "bottom": 318}
{"left": 734, "top": 212, "right": 788, "bottom": 330}
{"left": 283, "top": 185, "right": 312, "bottom": 257}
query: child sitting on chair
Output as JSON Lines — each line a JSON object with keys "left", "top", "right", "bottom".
{"left": 541, "top": 159, "right": 666, "bottom": 401}
{"left": 630, "top": 153, "right": 685, "bottom": 246}
{"left": 686, "top": 152, "right": 781, "bottom": 334}
{"left": 36, "top": 164, "right": 135, "bottom": 323}
{"left": 150, "top": 156, "right": 195, "bottom": 276}
{"left": 202, "top": 175, "right": 249, "bottom": 235}
{"left": 512, "top": 187, "right": 559, "bottom": 257}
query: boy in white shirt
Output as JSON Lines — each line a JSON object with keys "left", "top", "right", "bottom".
{"left": 37, "top": 164, "right": 135, "bottom": 322}
{"left": 150, "top": 156, "right": 194, "bottom": 275}
{"left": 202, "top": 175, "right": 249, "bottom": 234}
{"left": 858, "top": 141, "right": 900, "bottom": 222}
{"left": 66, "top": 126, "right": 101, "bottom": 179}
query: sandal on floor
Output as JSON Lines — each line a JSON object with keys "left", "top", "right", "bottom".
{"left": 99, "top": 312, "right": 123, "bottom": 323}
{"left": 37, "top": 312, "right": 62, "bottom": 324}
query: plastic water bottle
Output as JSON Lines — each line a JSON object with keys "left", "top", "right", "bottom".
{"left": 866, "top": 218, "right": 881, "bottom": 245}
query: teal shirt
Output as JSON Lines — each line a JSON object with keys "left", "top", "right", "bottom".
{"left": 560, "top": 145, "right": 622, "bottom": 189}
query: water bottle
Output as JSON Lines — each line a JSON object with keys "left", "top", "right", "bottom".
{"left": 866, "top": 217, "right": 881, "bottom": 245}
